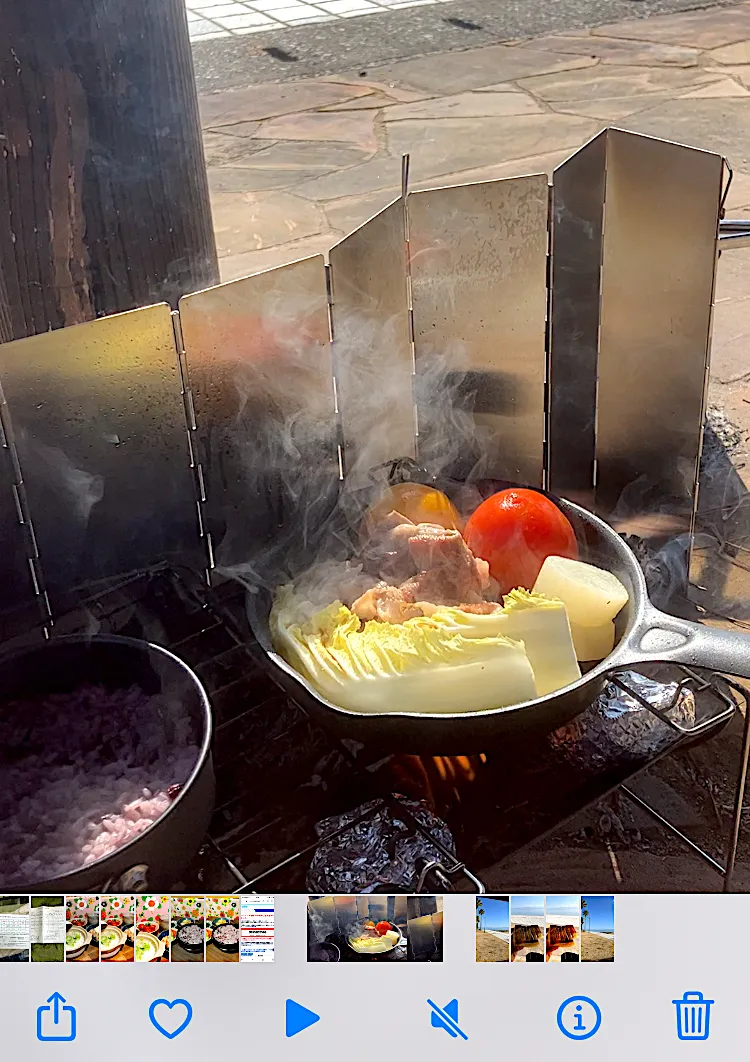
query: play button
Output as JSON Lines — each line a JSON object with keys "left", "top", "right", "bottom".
{"left": 285, "top": 999, "right": 320, "bottom": 1038}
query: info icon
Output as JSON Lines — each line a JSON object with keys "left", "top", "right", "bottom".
{"left": 556, "top": 996, "right": 602, "bottom": 1041}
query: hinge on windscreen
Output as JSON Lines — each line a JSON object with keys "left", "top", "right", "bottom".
{"left": 0, "top": 382, "right": 53, "bottom": 633}
{"left": 171, "top": 310, "right": 214, "bottom": 586}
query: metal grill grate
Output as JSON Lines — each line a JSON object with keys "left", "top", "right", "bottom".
{"left": 14, "top": 563, "right": 745, "bottom": 894}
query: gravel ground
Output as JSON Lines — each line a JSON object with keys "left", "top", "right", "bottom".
{"left": 192, "top": 0, "right": 744, "bottom": 92}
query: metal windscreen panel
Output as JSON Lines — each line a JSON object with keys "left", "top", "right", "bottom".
{"left": 178, "top": 257, "right": 336, "bottom": 584}
{"left": 595, "top": 128, "right": 723, "bottom": 536}
{"left": 548, "top": 130, "right": 607, "bottom": 508}
{"left": 328, "top": 198, "right": 415, "bottom": 490}
{"left": 408, "top": 175, "right": 548, "bottom": 488}
{"left": 0, "top": 304, "right": 198, "bottom": 612}
{"left": 0, "top": 423, "right": 43, "bottom": 638}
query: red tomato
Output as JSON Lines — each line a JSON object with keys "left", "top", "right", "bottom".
{"left": 374, "top": 921, "right": 391, "bottom": 936}
{"left": 464, "top": 489, "right": 578, "bottom": 595}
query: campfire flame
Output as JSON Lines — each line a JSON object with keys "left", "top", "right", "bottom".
{"left": 389, "top": 753, "right": 487, "bottom": 814}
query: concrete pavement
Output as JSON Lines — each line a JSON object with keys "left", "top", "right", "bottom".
{"left": 189, "top": 0, "right": 744, "bottom": 88}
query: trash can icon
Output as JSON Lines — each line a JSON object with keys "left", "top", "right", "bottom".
{"left": 672, "top": 991, "right": 714, "bottom": 1041}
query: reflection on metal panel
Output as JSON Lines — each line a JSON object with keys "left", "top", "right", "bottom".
{"left": 179, "top": 257, "right": 337, "bottom": 584}
{"left": 688, "top": 422, "right": 750, "bottom": 616}
{"left": 329, "top": 199, "right": 415, "bottom": 490}
{"left": 596, "top": 128, "right": 722, "bottom": 532}
{"left": 0, "top": 304, "right": 197, "bottom": 611}
{"left": 549, "top": 130, "right": 607, "bottom": 508}
{"left": 408, "top": 175, "right": 548, "bottom": 488}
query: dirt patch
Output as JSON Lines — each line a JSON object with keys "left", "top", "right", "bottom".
{"left": 581, "top": 932, "right": 614, "bottom": 961}
{"left": 476, "top": 929, "right": 508, "bottom": 962}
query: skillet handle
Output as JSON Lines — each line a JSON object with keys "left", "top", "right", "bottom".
{"left": 629, "top": 607, "right": 750, "bottom": 680}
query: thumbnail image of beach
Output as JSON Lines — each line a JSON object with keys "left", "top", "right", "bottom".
{"left": 510, "top": 896, "right": 545, "bottom": 962}
{"left": 545, "top": 895, "right": 580, "bottom": 962}
{"left": 476, "top": 896, "right": 509, "bottom": 962}
{"left": 581, "top": 896, "right": 615, "bottom": 962}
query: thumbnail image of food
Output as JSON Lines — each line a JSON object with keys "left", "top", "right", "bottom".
{"left": 545, "top": 895, "right": 580, "bottom": 962}
{"left": 65, "top": 896, "right": 100, "bottom": 962}
{"left": 476, "top": 896, "right": 509, "bottom": 962}
{"left": 581, "top": 896, "right": 615, "bottom": 962}
{"left": 206, "top": 897, "right": 240, "bottom": 963}
{"left": 100, "top": 896, "right": 134, "bottom": 962}
{"left": 270, "top": 486, "right": 629, "bottom": 717}
{"left": 511, "top": 896, "right": 545, "bottom": 962}
{"left": 308, "top": 895, "right": 443, "bottom": 962}
{"left": 30, "top": 896, "right": 66, "bottom": 962}
{"left": 0, "top": 896, "right": 30, "bottom": 962}
{"left": 170, "top": 897, "right": 205, "bottom": 963}
{"left": 135, "top": 896, "right": 169, "bottom": 963}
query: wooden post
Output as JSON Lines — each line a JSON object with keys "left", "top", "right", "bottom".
{"left": 0, "top": 0, "right": 219, "bottom": 341}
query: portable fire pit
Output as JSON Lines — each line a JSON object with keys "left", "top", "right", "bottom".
{"left": 1, "top": 126, "right": 750, "bottom": 894}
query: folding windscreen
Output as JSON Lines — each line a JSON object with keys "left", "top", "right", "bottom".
{"left": 549, "top": 128, "right": 724, "bottom": 539}
{"left": 0, "top": 127, "right": 728, "bottom": 636}
{"left": 177, "top": 256, "right": 335, "bottom": 584}
{"left": 0, "top": 304, "right": 198, "bottom": 635}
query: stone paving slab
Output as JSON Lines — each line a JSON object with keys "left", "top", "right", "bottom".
{"left": 206, "top": 139, "right": 375, "bottom": 192}
{"left": 385, "top": 113, "right": 601, "bottom": 180}
{"left": 625, "top": 97, "right": 750, "bottom": 164}
{"left": 590, "top": 2, "right": 750, "bottom": 46}
{"left": 210, "top": 189, "right": 327, "bottom": 256}
{"left": 253, "top": 110, "right": 379, "bottom": 150}
{"left": 380, "top": 89, "right": 545, "bottom": 121}
{"left": 199, "top": 6, "right": 750, "bottom": 268}
{"left": 360, "top": 47, "right": 600, "bottom": 93}
{"left": 198, "top": 2, "right": 750, "bottom": 442}
{"left": 549, "top": 93, "right": 682, "bottom": 120}
{"left": 199, "top": 79, "right": 372, "bottom": 124}
{"left": 516, "top": 64, "right": 724, "bottom": 102}
{"left": 514, "top": 33, "right": 702, "bottom": 66}
{"left": 189, "top": 0, "right": 748, "bottom": 92}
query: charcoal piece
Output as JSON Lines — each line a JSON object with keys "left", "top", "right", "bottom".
{"left": 305, "top": 797, "right": 455, "bottom": 893}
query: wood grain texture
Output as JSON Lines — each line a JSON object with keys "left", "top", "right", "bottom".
{"left": 0, "top": 0, "right": 218, "bottom": 340}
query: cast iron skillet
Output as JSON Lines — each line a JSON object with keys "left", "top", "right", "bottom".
{"left": 248, "top": 499, "right": 750, "bottom": 752}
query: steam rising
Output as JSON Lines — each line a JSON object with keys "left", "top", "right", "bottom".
{"left": 24, "top": 435, "right": 104, "bottom": 523}
{"left": 205, "top": 288, "right": 734, "bottom": 633}
{"left": 216, "top": 300, "right": 496, "bottom": 616}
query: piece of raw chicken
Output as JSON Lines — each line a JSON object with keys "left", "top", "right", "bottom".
{"left": 353, "top": 512, "right": 493, "bottom": 623}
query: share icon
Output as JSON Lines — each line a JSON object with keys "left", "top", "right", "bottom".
{"left": 427, "top": 998, "right": 468, "bottom": 1040}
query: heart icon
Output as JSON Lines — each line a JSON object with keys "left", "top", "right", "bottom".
{"left": 149, "top": 998, "right": 193, "bottom": 1040}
